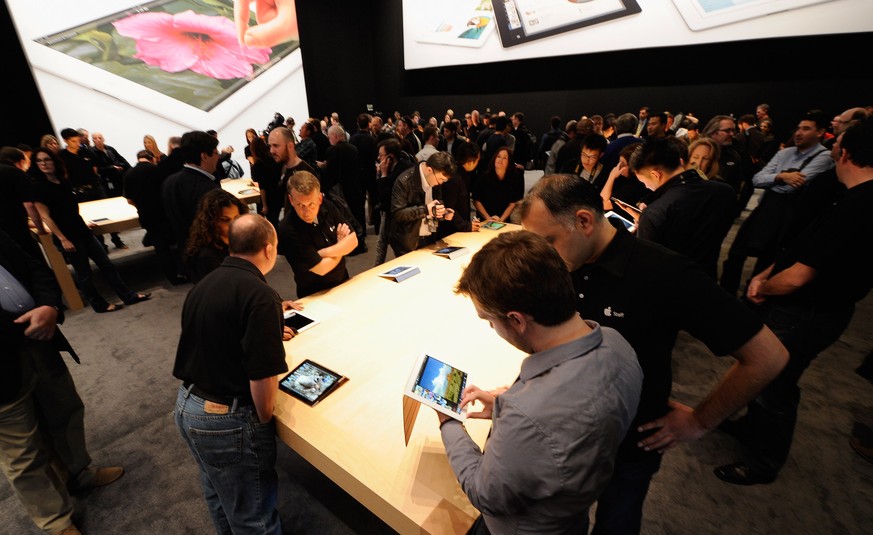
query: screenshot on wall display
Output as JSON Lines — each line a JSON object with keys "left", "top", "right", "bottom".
{"left": 402, "top": 0, "right": 870, "bottom": 70}
{"left": 9, "top": 0, "right": 302, "bottom": 129}
{"left": 671, "top": 0, "right": 837, "bottom": 31}
{"left": 412, "top": 0, "right": 497, "bottom": 47}
{"left": 492, "top": 0, "right": 641, "bottom": 47}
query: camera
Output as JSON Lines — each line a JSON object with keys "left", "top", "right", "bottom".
{"left": 263, "top": 112, "right": 286, "bottom": 136}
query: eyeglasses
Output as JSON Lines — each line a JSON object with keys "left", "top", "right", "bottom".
{"left": 718, "top": 128, "right": 736, "bottom": 134}
{"left": 581, "top": 152, "right": 600, "bottom": 161}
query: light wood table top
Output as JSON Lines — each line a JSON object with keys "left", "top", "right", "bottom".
{"left": 274, "top": 224, "right": 526, "bottom": 534}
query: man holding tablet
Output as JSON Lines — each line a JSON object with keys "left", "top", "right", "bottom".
{"left": 437, "top": 231, "right": 643, "bottom": 534}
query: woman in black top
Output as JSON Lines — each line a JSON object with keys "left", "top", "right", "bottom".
{"left": 184, "top": 189, "right": 249, "bottom": 283}
{"left": 249, "top": 135, "right": 281, "bottom": 227}
{"left": 30, "top": 147, "right": 150, "bottom": 313}
{"left": 472, "top": 146, "right": 524, "bottom": 222}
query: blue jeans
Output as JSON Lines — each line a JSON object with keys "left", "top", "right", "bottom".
{"left": 591, "top": 454, "right": 662, "bottom": 535}
{"left": 174, "top": 386, "right": 281, "bottom": 535}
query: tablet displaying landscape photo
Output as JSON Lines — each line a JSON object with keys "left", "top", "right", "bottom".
{"left": 492, "top": 0, "right": 641, "bottom": 48}
{"left": 404, "top": 353, "right": 468, "bottom": 421}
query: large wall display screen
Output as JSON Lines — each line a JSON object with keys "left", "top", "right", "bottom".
{"left": 403, "top": 0, "right": 873, "bottom": 70}
{"left": 8, "top": 0, "right": 308, "bottom": 160}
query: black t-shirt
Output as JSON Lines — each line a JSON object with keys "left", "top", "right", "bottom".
{"left": 31, "top": 176, "right": 91, "bottom": 241}
{"left": 0, "top": 164, "right": 36, "bottom": 248}
{"left": 173, "top": 257, "right": 287, "bottom": 398}
{"left": 637, "top": 169, "right": 737, "bottom": 279}
{"left": 771, "top": 179, "right": 873, "bottom": 308}
{"left": 59, "top": 148, "right": 101, "bottom": 189}
{"left": 471, "top": 168, "right": 524, "bottom": 219}
{"left": 277, "top": 197, "right": 351, "bottom": 298}
{"left": 572, "top": 227, "right": 763, "bottom": 462}
{"left": 123, "top": 161, "right": 168, "bottom": 231}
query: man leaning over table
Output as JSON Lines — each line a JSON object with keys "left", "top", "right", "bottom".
{"left": 173, "top": 214, "right": 289, "bottom": 535}
{"left": 436, "top": 230, "right": 643, "bottom": 534}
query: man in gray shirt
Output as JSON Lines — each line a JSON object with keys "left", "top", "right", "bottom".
{"left": 437, "top": 230, "right": 643, "bottom": 534}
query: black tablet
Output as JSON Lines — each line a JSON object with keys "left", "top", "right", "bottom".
{"left": 279, "top": 359, "right": 347, "bottom": 406}
{"left": 492, "top": 0, "right": 641, "bottom": 48}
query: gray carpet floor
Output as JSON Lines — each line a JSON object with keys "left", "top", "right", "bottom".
{"left": 2, "top": 185, "right": 872, "bottom": 534}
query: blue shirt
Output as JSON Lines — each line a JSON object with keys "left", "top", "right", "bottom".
{"left": 440, "top": 322, "right": 642, "bottom": 534}
{"left": 752, "top": 143, "right": 833, "bottom": 194}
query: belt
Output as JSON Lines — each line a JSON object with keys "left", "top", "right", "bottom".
{"left": 183, "top": 382, "right": 253, "bottom": 407}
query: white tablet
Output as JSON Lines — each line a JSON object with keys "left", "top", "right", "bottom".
{"left": 15, "top": 0, "right": 302, "bottom": 130}
{"left": 671, "top": 0, "right": 835, "bottom": 31}
{"left": 284, "top": 310, "right": 318, "bottom": 334}
{"left": 605, "top": 210, "right": 636, "bottom": 233}
{"left": 378, "top": 265, "right": 421, "bottom": 283}
{"left": 404, "top": 353, "right": 468, "bottom": 421}
{"left": 411, "top": 0, "right": 496, "bottom": 48}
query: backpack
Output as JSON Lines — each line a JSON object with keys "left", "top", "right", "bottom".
{"left": 222, "top": 158, "right": 244, "bottom": 179}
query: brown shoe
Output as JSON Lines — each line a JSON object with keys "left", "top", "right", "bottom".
{"left": 70, "top": 466, "right": 124, "bottom": 494}
{"left": 53, "top": 525, "right": 82, "bottom": 535}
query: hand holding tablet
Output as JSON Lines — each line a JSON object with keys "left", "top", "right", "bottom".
{"left": 404, "top": 353, "right": 469, "bottom": 421}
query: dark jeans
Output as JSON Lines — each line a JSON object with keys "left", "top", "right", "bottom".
{"left": 61, "top": 233, "right": 136, "bottom": 311}
{"left": 741, "top": 301, "right": 854, "bottom": 475}
{"left": 591, "top": 454, "right": 662, "bottom": 535}
{"left": 174, "top": 386, "right": 281, "bottom": 535}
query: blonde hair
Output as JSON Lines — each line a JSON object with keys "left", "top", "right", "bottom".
{"left": 686, "top": 138, "right": 721, "bottom": 179}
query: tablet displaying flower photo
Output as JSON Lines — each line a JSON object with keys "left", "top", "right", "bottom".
{"left": 33, "top": 0, "right": 300, "bottom": 112}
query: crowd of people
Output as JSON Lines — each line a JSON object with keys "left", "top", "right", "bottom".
{"left": 2, "top": 101, "right": 872, "bottom": 534}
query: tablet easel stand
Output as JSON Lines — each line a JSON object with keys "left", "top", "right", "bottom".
{"left": 402, "top": 395, "right": 422, "bottom": 446}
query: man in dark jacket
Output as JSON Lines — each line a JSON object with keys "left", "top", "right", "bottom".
{"left": 389, "top": 151, "right": 456, "bottom": 256}
{"left": 1, "top": 231, "right": 123, "bottom": 534}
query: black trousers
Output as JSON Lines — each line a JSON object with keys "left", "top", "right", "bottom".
{"left": 743, "top": 300, "right": 854, "bottom": 475}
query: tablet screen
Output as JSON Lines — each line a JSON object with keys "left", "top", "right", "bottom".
{"left": 284, "top": 312, "right": 315, "bottom": 333}
{"left": 411, "top": 355, "right": 468, "bottom": 416}
{"left": 279, "top": 360, "right": 344, "bottom": 405}
{"left": 493, "top": 0, "right": 641, "bottom": 47}
{"left": 482, "top": 221, "right": 506, "bottom": 230}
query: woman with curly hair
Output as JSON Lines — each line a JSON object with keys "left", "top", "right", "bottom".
{"left": 184, "top": 189, "right": 250, "bottom": 283}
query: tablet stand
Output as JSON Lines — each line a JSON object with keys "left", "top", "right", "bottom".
{"left": 402, "top": 395, "right": 422, "bottom": 446}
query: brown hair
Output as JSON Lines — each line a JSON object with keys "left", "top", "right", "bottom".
{"left": 455, "top": 230, "right": 576, "bottom": 326}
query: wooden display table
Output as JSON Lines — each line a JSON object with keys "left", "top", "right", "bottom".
{"left": 274, "top": 225, "right": 526, "bottom": 534}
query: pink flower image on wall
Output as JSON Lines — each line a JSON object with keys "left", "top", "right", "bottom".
{"left": 113, "top": 10, "right": 271, "bottom": 80}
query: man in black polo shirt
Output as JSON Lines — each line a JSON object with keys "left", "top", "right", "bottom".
{"left": 520, "top": 174, "right": 787, "bottom": 535}
{"left": 278, "top": 171, "right": 357, "bottom": 298}
{"left": 715, "top": 117, "right": 873, "bottom": 485}
{"left": 629, "top": 138, "right": 737, "bottom": 279}
{"left": 173, "top": 214, "right": 288, "bottom": 534}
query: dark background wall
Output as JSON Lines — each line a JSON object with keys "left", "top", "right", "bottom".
{"left": 5, "top": 1, "right": 872, "bottom": 147}
{"left": 300, "top": 2, "right": 873, "bottom": 142}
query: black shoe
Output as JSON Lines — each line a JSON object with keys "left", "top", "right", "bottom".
{"left": 714, "top": 463, "right": 776, "bottom": 486}
{"left": 112, "top": 239, "right": 128, "bottom": 250}
{"left": 168, "top": 275, "right": 190, "bottom": 286}
{"left": 124, "top": 293, "right": 151, "bottom": 305}
{"left": 850, "top": 437, "right": 873, "bottom": 465}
